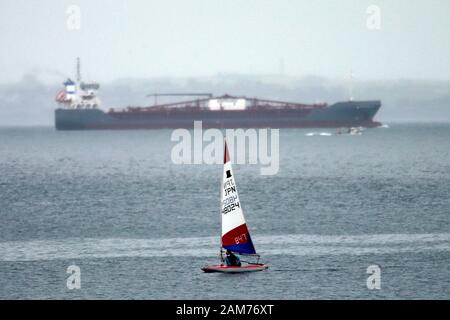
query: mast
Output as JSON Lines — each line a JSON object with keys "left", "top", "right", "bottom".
{"left": 220, "top": 139, "right": 225, "bottom": 263}
{"left": 349, "top": 69, "right": 354, "bottom": 101}
{"left": 76, "top": 57, "right": 81, "bottom": 83}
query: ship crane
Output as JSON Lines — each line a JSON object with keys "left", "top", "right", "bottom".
{"left": 146, "top": 93, "right": 213, "bottom": 105}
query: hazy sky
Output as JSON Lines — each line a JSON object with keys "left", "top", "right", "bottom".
{"left": 1, "top": 0, "right": 449, "bottom": 83}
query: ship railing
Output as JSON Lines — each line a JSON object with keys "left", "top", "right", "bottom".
{"left": 108, "top": 96, "right": 328, "bottom": 113}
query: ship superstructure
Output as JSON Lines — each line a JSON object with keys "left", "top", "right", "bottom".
{"left": 56, "top": 58, "right": 101, "bottom": 109}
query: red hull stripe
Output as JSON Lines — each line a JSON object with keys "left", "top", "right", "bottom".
{"left": 205, "top": 265, "right": 266, "bottom": 269}
{"left": 76, "top": 120, "right": 382, "bottom": 130}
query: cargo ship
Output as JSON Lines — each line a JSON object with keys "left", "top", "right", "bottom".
{"left": 55, "top": 59, "right": 381, "bottom": 130}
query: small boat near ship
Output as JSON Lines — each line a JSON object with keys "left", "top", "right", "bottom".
{"left": 336, "top": 126, "right": 364, "bottom": 135}
{"left": 202, "top": 141, "right": 269, "bottom": 273}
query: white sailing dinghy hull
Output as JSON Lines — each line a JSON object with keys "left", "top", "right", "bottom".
{"left": 202, "top": 264, "right": 269, "bottom": 273}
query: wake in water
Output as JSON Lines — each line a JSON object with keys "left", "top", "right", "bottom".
{"left": 305, "top": 132, "right": 333, "bottom": 137}
{"left": 1, "top": 233, "right": 450, "bottom": 262}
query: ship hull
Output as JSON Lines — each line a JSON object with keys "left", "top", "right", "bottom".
{"left": 55, "top": 100, "right": 381, "bottom": 130}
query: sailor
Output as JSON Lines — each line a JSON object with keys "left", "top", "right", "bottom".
{"left": 225, "top": 250, "right": 241, "bottom": 267}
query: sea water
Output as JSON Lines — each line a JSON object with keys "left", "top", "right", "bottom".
{"left": 0, "top": 124, "right": 449, "bottom": 299}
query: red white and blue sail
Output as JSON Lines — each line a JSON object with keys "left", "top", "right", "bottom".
{"left": 221, "top": 141, "right": 256, "bottom": 255}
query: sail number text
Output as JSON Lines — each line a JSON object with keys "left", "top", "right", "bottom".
{"left": 222, "top": 195, "right": 240, "bottom": 214}
{"left": 234, "top": 233, "right": 247, "bottom": 244}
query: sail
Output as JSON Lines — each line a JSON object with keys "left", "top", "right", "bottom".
{"left": 221, "top": 141, "right": 256, "bottom": 255}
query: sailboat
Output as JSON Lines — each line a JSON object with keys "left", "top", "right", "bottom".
{"left": 202, "top": 140, "right": 269, "bottom": 273}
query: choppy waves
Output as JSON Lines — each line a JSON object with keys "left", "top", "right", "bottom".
{"left": 1, "top": 233, "right": 450, "bottom": 262}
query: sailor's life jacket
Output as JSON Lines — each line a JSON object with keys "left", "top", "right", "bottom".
{"left": 225, "top": 253, "right": 241, "bottom": 266}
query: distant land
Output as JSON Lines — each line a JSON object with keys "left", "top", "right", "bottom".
{"left": 0, "top": 73, "right": 448, "bottom": 126}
